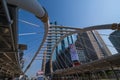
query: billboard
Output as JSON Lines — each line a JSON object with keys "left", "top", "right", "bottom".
{"left": 69, "top": 44, "right": 79, "bottom": 61}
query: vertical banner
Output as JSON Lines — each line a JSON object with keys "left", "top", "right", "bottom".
{"left": 69, "top": 44, "right": 79, "bottom": 61}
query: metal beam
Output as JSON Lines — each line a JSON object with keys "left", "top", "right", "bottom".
{"left": 2, "top": 0, "right": 12, "bottom": 24}
{"left": 0, "top": 35, "right": 11, "bottom": 48}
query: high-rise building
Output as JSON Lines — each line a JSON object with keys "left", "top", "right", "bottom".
{"left": 52, "top": 34, "right": 77, "bottom": 70}
{"left": 45, "top": 25, "right": 77, "bottom": 75}
{"left": 109, "top": 30, "right": 120, "bottom": 53}
{"left": 76, "top": 30, "right": 111, "bottom": 61}
{"left": 45, "top": 28, "right": 112, "bottom": 75}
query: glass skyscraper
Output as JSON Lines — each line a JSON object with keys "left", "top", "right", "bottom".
{"left": 45, "top": 25, "right": 77, "bottom": 75}
{"left": 109, "top": 30, "right": 120, "bottom": 53}
{"left": 76, "top": 30, "right": 112, "bottom": 62}
{"left": 52, "top": 34, "right": 77, "bottom": 70}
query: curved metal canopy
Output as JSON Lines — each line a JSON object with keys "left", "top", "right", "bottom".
{"left": 7, "top": 0, "right": 45, "bottom": 18}
{"left": 25, "top": 23, "right": 119, "bottom": 74}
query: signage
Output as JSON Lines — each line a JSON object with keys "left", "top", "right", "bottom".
{"left": 69, "top": 44, "right": 79, "bottom": 61}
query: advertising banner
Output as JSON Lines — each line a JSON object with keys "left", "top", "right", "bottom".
{"left": 69, "top": 44, "right": 79, "bottom": 61}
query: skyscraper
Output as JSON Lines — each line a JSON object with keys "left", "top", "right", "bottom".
{"left": 45, "top": 25, "right": 78, "bottom": 74}
{"left": 109, "top": 30, "right": 120, "bottom": 53}
{"left": 76, "top": 30, "right": 111, "bottom": 62}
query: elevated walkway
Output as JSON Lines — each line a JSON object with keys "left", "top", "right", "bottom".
{"left": 0, "top": 0, "right": 22, "bottom": 78}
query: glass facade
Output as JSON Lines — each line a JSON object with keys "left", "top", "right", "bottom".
{"left": 51, "top": 34, "right": 77, "bottom": 71}
{"left": 109, "top": 30, "right": 120, "bottom": 53}
{"left": 76, "top": 30, "right": 111, "bottom": 62}
{"left": 52, "top": 34, "right": 77, "bottom": 62}
{"left": 45, "top": 26, "right": 79, "bottom": 74}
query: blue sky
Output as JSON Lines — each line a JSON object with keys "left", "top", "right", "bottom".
{"left": 19, "top": 0, "right": 120, "bottom": 77}
{"left": 40, "top": 0, "right": 120, "bottom": 27}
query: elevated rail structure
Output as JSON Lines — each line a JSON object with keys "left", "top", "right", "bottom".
{"left": 0, "top": 0, "right": 21, "bottom": 77}
{"left": 0, "top": 0, "right": 49, "bottom": 78}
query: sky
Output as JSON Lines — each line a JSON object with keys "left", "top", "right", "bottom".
{"left": 18, "top": 0, "right": 120, "bottom": 77}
